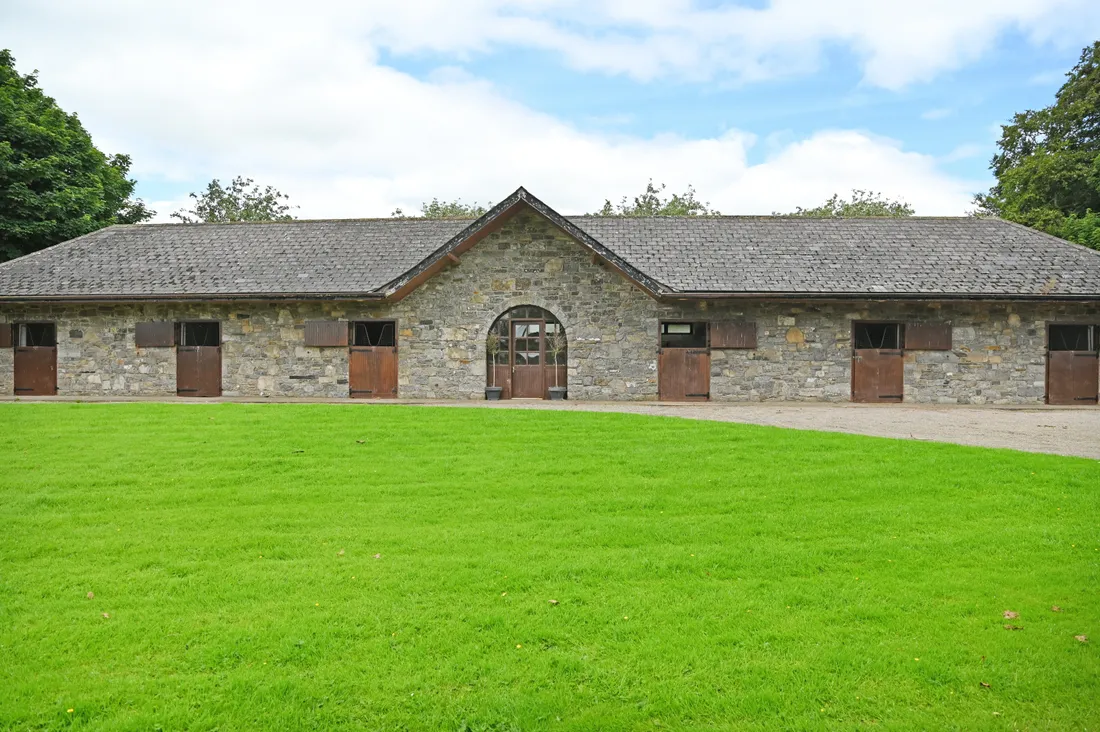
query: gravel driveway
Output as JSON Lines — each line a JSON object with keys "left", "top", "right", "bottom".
{"left": 437, "top": 401, "right": 1100, "bottom": 459}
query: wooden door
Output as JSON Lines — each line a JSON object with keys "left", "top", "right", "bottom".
{"left": 511, "top": 320, "right": 544, "bottom": 398}
{"left": 1047, "top": 351, "right": 1099, "bottom": 405}
{"left": 658, "top": 348, "right": 710, "bottom": 401}
{"left": 14, "top": 347, "right": 57, "bottom": 395}
{"left": 177, "top": 346, "right": 222, "bottom": 397}
{"left": 489, "top": 364, "right": 513, "bottom": 399}
{"left": 349, "top": 347, "right": 398, "bottom": 398}
{"left": 852, "top": 349, "right": 904, "bottom": 403}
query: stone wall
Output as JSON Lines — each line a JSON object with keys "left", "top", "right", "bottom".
{"left": 1, "top": 210, "right": 1098, "bottom": 403}
{"left": 0, "top": 303, "right": 354, "bottom": 398}
{"left": 703, "top": 300, "right": 1100, "bottom": 404}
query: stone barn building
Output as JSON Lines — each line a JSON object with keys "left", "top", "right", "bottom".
{"left": 1, "top": 187, "right": 1098, "bottom": 405}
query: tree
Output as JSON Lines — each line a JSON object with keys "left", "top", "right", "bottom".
{"left": 590, "top": 180, "right": 719, "bottom": 216}
{"left": 392, "top": 198, "right": 486, "bottom": 218}
{"left": 171, "top": 177, "right": 296, "bottom": 223}
{"left": 0, "top": 49, "right": 152, "bottom": 261}
{"left": 777, "top": 190, "right": 914, "bottom": 217}
{"left": 975, "top": 41, "right": 1100, "bottom": 249}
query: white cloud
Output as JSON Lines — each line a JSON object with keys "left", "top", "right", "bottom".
{"left": 921, "top": 108, "right": 954, "bottom": 121}
{"left": 348, "top": 0, "right": 1100, "bottom": 89}
{"left": 1, "top": 0, "right": 985, "bottom": 221}
{"left": 1028, "top": 70, "right": 1068, "bottom": 86}
{"left": 940, "top": 143, "right": 985, "bottom": 163}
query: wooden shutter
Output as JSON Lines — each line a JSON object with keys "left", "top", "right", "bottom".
{"left": 135, "top": 321, "right": 175, "bottom": 347}
{"left": 710, "top": 321, "right": 757, "bottom": 349}
{"left": 906, "top": 323, "right": 952, "bottom": 351}
{"left": 304, "top": 321, "right": 349, "bottom": 347}
{"left": 0, "top": 324, "right": 11, "bottom": 349}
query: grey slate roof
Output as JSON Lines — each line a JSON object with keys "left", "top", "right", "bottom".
{"left": 1, "top": 188, "right": 1099, "bottom": 300}
{"left": 0, "top": 218, "right": 470, "bottom": 299}
{"left": 570, "top": 216, "right": 1100, "bottom": 297}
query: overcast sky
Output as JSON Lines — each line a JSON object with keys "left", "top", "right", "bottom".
{"left": 5, "top": 0, "right": 1100, "bottom": 220}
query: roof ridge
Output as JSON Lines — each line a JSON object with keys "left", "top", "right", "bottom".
{"left": 119, "top": 217, "right": 480, "bottom": 229}
{"left": 113, "top": 215, "right": 1004, "bottom": 228}
{"left": 567, "top": 215, "right": 997, "bottom": 220}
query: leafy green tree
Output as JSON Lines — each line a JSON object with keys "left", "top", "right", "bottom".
{"left": 591, "top": 180, "right": 719, "bottom": 216}
{"left": 391, "top": 198, "right": 487, "bottom": 218}
{"left": 777, "top": 190, "right": 914, "bottom": 217}
{"left": 171, "top": 177, "right": 296, "bottom": 223}
{"left": 0, "top": 49, "right": 152, "bottom": 261}
{"left": 975, "top": 41, "right": 1100, "bottom": 249}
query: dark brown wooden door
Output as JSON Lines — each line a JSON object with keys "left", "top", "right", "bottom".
{"left": 13, "top": 347, "right": 57, "bottom": 395}
{"left": 1047, "top": 351, "right": 1099, "bottom": 405}
{"left": 852, "top": 349, "right": 904, "bottom": 403}
{"left": 511, "top": 320, "right": 544, "bottom": 398}
{"left": 177, "top": 346, "right": 222, "bottom": 397}
{"left": 349, "top": 347, "right": 398, "bottom": 398}
{"left": 658, "top": 348, "right": 710, "bottom": 401}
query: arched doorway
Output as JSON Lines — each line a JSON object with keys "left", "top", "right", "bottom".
{"left": 487, "top": 306, "right": 567, "bottom": 399}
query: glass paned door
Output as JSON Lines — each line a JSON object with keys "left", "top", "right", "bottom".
{"left": 511, "top": 319, "right": 545, "bottom": 397}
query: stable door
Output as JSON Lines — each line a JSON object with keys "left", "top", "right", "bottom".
{"left": 13, "top": 323, "right": 57, "bottom": 396}
{"left": 349, "top": 321, "right": 398, "bottom": 398}
{"left": 1047, "top": 324, "right": 1099, "bottom": 405}
{"left": 657, "top": 322, "right": 710, "bottom": 401}
{"left": 176, "top": 321, "right": 222, "bottom": 397}
{"left": 851, "top": 322, "right": 904, "bottom": 403}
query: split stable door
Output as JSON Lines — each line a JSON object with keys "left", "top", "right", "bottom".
{"left": 349, "top": 321, "right": 398, "bottom": 398}
{"left": 6, "top": 323, "right": 58, "bottom": 396}
{"left": 1047, "top": 324, "right": 1099, "bottom": 405}
{"left": 851, "top": 322, "right": 904, "bottom": 403}
{"left": 175, "top": 321, "right": 222, "bottom": 397}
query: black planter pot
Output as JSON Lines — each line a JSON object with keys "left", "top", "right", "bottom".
{"left": 548, "top": 386, "right": 567, "bottom": 401}
{"left": 485, "top": 386, "right": 503, "bottom": 401}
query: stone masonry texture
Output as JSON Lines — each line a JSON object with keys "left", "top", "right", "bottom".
{"left": 1, "top": 212, "right": 1098, "bottom": 403}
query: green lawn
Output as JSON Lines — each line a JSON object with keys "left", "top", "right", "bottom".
{"left": 0, "top": 404, "right": 1097, "bottom": 731}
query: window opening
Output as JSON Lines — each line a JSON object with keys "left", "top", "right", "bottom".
{"left": 854, "top": 323, "right": 902, "bottom": 350}
{"left": 513, "top": 321, "right": 541, "bottom": 365}
{"left": 1049, "top": 324, "right": 1096, "bottom": 352}
{"left": 660, "top": 322, "right": 707, "bottom": 349}
{"left": 178, "top": 322, "right": 220, "bottom": 347}
{"left": 353, "top": 321, "right": 396, "bottom": 347}
{"left": 545, "top": 322, "right": 567, "bottom": 365}
{"left": 18, "top": 323, "right": 56, "bottom": 347}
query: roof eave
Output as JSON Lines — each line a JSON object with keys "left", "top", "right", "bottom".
{"left": 669, "top": 291, "right": 1100, "bottom": 302}
{"left": 0, "top": 292, "right": 388, "bottom": 304}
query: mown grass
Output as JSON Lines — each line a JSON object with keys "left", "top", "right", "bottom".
{"left": 0, "top": 403, "right": 1097, "bottom": 731}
